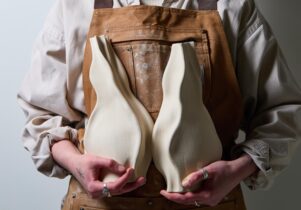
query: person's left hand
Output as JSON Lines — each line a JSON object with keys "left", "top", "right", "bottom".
{"left": 160, "top": 154, "right": 257, "bottom": 207}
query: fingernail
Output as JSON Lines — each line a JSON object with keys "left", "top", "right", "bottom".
{"left": 118, "top": 165, "right": 126, "bottom": 171}
{"left": 128, "top": 168, "right": 134, "bottom": 174}
{"left": 182, "top": 178, "right": 189, "bottom": 187}
{"left": 182, "top": 181, "right": 188, "bottom": 187}
{"left": 160, "top": 190, "right": 166, "bottom": 195}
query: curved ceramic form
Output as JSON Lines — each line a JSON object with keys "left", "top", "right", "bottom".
{"left": 84, "top": 35, "right": 153, "bottom": 183}
{"left": 152, "top": 43, "right": 223, "bottom": 192}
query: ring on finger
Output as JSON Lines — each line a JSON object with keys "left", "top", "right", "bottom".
{"left": 200, "top": 168, "right": 209, "bottom": 180}
{"left": 102, "top": 182, "right": 111, "bottom": 197}
{"left": 195, "top": 200, "right": 201, "bottom": 207}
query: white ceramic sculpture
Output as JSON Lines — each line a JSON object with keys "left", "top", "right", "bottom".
{"left": 84, "top": 36, "right": 222, "bottom": 192}
{"left": 152, "top": 43, "right": 223, "bottom": 192}
{"left": 83, "top": 35, "right": 154, "bottom": 183}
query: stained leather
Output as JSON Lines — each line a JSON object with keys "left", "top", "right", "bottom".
{"left": 62, "top": 177, "right": 246, "bottom": 210}
{"left": 83, "top": 6, "right": 243, "bottom": 157}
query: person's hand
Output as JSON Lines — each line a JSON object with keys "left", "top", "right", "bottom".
{"left": 160, "top": 154, "right": 257, "bottom": 207}
{"left": 73, "top": 153, "right": 146, "bottom": 198}
{"left": 51, "top": 140, "right": 146, "bottom": 198}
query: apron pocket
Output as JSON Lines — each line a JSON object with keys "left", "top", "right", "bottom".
{"left": 113, "top": 41, "right": 171, "bottom": 115}
{"left": 194, "top": 30, "right": 213, "bottom": 105}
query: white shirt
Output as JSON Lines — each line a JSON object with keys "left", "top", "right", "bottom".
{"left": 17, "top": 0, "right": 301, "bottom": 190}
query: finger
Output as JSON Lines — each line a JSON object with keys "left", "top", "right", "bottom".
{"left": 107, "top": 168, "right": 134, "bottom": 192}
{"left": 116, "top": 176, "right": 146, "bottom": 195}
{"left": 189, "top": 190, "right": 213, "bottom": 206}
{"left": 85, "top": 180, "right": 104, "bottom": 198}
{"left": 160, "top": 190, "right": 206, "bottom": 205}
{"left": 182, "top": 168, "right": 209, "bottom": 188}
{"left": 93, "top": 157, "right": 126, "bottom": 174}
{"left": 160, "top": 190, "right": 192, "bottom": 205}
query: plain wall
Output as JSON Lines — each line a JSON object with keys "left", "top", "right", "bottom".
{"left": 0, "top": 0, "right": 300, "bottom": 209}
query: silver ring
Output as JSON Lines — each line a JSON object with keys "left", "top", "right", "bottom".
{"left": 195, "top": 200, "right": 201, "bottom": 207}
{"left": 102, "top": 183, "right": 111, "bottom": 197}
{"left": 201, "top": 168, "right": 209, "bottom": 180}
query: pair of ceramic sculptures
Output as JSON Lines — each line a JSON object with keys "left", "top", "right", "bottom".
{"left": 83, "top": 35, "right": 222, "bottom": 192}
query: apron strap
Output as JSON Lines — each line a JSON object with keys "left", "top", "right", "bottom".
{"left": 94, "top": 0, "right": 113, "bottom": 9}
{"left": 94, "top": 0, "right": 217, "bottom": 10}
{"left": 198, "top": 0, "right": 217, "bottom": 10}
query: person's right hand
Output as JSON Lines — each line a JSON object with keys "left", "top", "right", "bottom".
{"left": 73, "top": 153, "right": 146, "bottom": 198}
{"left": 51, "top": 140, "right": 146, "bottom": 198}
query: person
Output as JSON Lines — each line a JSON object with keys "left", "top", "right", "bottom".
{"left": 17, "top": 0, "right": 301, "bottom": 209}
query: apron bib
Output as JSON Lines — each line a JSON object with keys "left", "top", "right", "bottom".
{"left": 62, "top": 0, "right": 246, "bottom": 209}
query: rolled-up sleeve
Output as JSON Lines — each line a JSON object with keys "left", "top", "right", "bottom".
{"left": 232, "top": 0, "right": 301, "bottom": 190}
{"left": 17, "top": 0, "right": 84, "bottom": 178}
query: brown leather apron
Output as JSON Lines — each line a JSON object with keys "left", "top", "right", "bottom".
{"left": 62, "top": 0, "right": 246, "bottom": 209}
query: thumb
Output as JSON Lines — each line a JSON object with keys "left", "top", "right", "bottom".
{"left": 182, "top": 168, "right": 209, "bottom": 188}
{"left": 85, "top": 179, "right": 104, "bottom": 198}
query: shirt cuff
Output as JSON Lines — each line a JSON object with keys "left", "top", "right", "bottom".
{"left": 28, "top": 126, "right": 78, "bottom": 178}
{"left": 231, "top": 139, "right": 275, "bottom": 190}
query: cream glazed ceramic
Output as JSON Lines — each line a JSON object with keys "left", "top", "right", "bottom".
{"left": 152, "top": 43, "right": 223, "bottom": 192}
{"left": 83, "top": 35, "right": 154, "bottom": 183}
{"left": 84, "top": 36, "right": 222, "bottom": 192}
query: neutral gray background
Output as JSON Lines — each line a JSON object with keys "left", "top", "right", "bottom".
{"left": 0, "top": 0, "right": 300, "bottom": 209}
